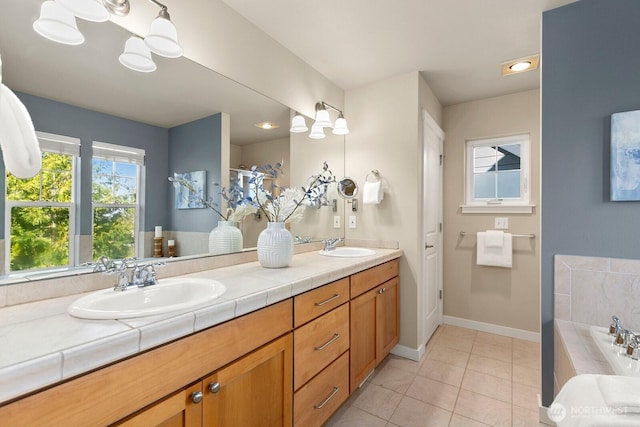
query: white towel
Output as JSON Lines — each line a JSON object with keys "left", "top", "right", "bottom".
{"left": 0, "top": 83, "right": 42, "bottom": 178}
{"left": 484, "top": 230, "right": 504, "bottom": 248}
{"left": 596, "top": 375, "right": 640, "bottom": 412}
{"left": 477, "top": 231, "right": 512, "bottom": 268}
{"left": 363, "top": 181, "right": 383, "bottom": 204}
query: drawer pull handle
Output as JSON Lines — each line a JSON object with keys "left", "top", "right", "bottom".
{"left": 313, "top": 386, "right": 339, "bottom": 409}
{"left": 315, "top": 333, "right": 340, "bottom": 351}
{"left": 315, "top": 294, "right": 340, "bottom": 306}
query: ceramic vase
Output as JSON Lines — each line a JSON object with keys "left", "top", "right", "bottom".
{"left": 209, "top": 221, "right": 243, "bottom": 255}
{"left": 257, "top": 222, "right": 293, "bottom": 268}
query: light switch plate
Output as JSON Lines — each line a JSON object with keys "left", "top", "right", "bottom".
{"left": 349, "top": 216, "right": 357, "bottom": 229}
{"left": 495, "top": 217, "right": 509, "bottom": 229}
{"left": 333, "top": 216, "right": 341, "bottom": 229}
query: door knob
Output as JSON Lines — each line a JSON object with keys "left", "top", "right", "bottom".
{"left": 425, "top": 244, "right": 434, "bottom": 249}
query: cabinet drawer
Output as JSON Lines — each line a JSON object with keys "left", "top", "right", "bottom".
{"left": 294, "top": 278, "right": 349, "bottom": 327}
{"left": 294, "top": 303, "right": 349, "bottom": 390}
{"left": 294, "top": 351, "right": 349, "bottom": 427}
{"left": 351, "top": 259, "right": 399, "bottom": 298}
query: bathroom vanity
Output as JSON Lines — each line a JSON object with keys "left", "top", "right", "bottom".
{"left": 0, "top": 248, "right": 401, "bottom": 426}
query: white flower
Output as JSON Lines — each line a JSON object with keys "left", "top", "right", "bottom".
{"left": 227, "top": 204, "right": 257, "bottom": 223}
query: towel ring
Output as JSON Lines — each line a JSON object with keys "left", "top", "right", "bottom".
{"left": 365, "top": 169, "right": 381, "bottom": 182}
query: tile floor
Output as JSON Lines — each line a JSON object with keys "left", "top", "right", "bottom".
{"left": 326, "top": 324, "right": 544, "bottom": 427}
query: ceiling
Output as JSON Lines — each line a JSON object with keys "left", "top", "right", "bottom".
{"left": 0, "top": 0, "right": 290, "bottom": 145}
{"left": 222, "top": 0, "right": 577, "bottom": 106}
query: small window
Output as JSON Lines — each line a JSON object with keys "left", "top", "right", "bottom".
{"left": 463, "top": 134, "right": 532, "bottom": 213}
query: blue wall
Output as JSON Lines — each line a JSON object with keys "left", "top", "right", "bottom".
{"left": 168, "top": 114, "right": 222, "bottom": 233}
{"left": 541, "top": 0, "right": 640, "bottom": 406}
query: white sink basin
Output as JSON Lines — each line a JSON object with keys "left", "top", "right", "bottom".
{"left": 319, "top": 247, "right": 376, "bottom": 258}
{"left": 68, "top": 278, "right": 226, "bottom": 320}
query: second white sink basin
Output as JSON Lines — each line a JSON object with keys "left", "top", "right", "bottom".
{"left": 319, "top": 247, "right": 376, "bottom": 257}
{"left": 68, "top": 277, "right": 226, "bottom": 320}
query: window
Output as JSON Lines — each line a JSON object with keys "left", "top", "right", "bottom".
{"left": 5, "top": 132, "right": 79, "bottom": 272}
{"left": 463, "top": 134, "right": 532, "bottom": 213}
{"left": 92, "top": 142, "right": 144, "bottom": 260}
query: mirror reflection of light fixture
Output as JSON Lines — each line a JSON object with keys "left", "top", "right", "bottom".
{"left": 33, "top": 0, "right": 85, "bottom": 46}
{"left": 291, "top": 102, "right": 350, "bottom": 138}
{"left": 144, "top": 1, "right": 182, "bottom": 59}
{"left": 119, "top": 36, "right": 157, "bottom": 73}
{"left": 501, "top": 54, "right": 540, "bottom": 76}
{"left": 57, "top": 0, "right": 110, "bottom": 22}
{"left": 254, "top": 122, "right": 279, "bottom": 130}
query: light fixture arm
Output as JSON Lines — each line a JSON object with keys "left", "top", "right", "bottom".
{"left": 319, "top": 101, "right": 344, "bottom": 116}
{"left": 147, "top": 0, "right": 170, "bottom": 19}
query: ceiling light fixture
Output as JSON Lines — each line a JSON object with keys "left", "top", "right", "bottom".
{"left": 254, "top": 122, "right": 279, "bottom": 130}
{"left": 290, "top": 102, "right": 349, "bottom": 138}
{"left": 33, "top": 0, "right": 182, "bottom": 73}
{"left": 501, "top": 54, "right": 540, "bottom": 76}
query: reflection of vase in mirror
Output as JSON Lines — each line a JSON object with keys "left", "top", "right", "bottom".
{"left": 209, "top": 221, "right": 243, "bottom": 255}
{"left": 257, "top": 222, "right": 294, "bottom": 268}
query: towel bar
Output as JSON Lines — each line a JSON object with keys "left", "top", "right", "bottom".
{"left": 459, "top": 231, "right": 535, "bottom": 239}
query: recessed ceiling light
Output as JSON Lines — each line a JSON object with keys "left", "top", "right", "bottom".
{"left": 254, "top": 122, "right": 279, "bottom": 130}
{"left": 501, "top": 54, "right": 540, "bottom": 76}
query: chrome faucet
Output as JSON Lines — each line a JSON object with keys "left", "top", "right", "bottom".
{"left": 91, "top": 255, "right": 117, "bottom": 272}
{"left": 322, "top": 238, "right": 343, "bottom": 251}
{"left": 113, "top": 261, "right": 160, "bottom": 291}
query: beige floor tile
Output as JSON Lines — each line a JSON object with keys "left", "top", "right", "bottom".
{"left": 461, "top": 369, "right": 511, "bottom": 403}
{"left": 405, "top": 375, "right": 459, "bottom": 411}
{"left": 466, "top": 354, "right": 512, "bottom": 380}
{"left": 383, "top": 354, "right": 424, "bottom": 374}
{"left": 418, "top": 358, "right": 465, "bottom": 387}
{"left": 471, "top": 341, "right": 512, "bottom": 363}
{"left": 513, "top": 346, "right": 541, "bottom": 370}
{"left": 512, "top": 405, "right": 545, "bottom": 427}
{"left": 325, "top": 405, "right": 388, "bottom": 427}
{"left": 351, "top": 382, "right": 403, "bottom": 420}
{"left": 512, "top": 382, "right": 541, "bottom": 411}
{"left": 371, "top": 364, "right": 416, "bottom": 394}
{"left": 513, "top": 364, "right": 541, "bottom": 388}
{"left": 389, "top": 396, "right": 452, "bottom": 427}
{"left": 513, "top": 338, "right": 539, "bottom": 354}
{"left": 449, "top": 413, "right": 492, "bottom": 427}
{"left": 475, "top": 331, "right": 512, "bottom": 346}
{"left": 441, "top": 324, "right": 478, "bottom": 338}
{"left": 426, "top": 344, "right": 470, "bottom": 368}
{"left": 454, "top": 389, "right": 512, "bottom": 427}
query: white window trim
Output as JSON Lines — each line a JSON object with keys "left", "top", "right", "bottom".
{"left": 461, "top": 133, "right": 534, "bottom": 214}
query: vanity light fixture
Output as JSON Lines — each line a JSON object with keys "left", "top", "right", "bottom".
{"left": 33, "top": 0, "right": 85, "bottom": 46}
{"left": 290, "top": 102, "right": 349, "bottom": 138}
{"left": 501, "top": 54, "right": 540, "bottom": 76}
{"left": 57, "top": 0, "right": 110, "bottom": 22}
{"left": 119, "top": 36, "right": 157, "bottom": 73}
{"left": 144, "top": 0, "right": 182, "bottom": 59}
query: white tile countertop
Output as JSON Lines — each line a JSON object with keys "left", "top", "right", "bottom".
{"left": 0, "top": 247, "right": 402, "bottom": 404}
{"left": 555, "top": 319, "right": 613, "bottom": 376}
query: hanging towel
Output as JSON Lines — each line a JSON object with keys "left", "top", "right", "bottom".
{"left": 484, "top": 230, "right": 504, "bottom": 248}
{"left": 363, "top": 181, "right": 383, "bottom": 204}
{"left": 477, "top": 231, "right": 512, "bottom": 268}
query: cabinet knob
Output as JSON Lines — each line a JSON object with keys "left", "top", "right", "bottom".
{"left": 190, "top": 391, "right": 203, "bottom": 404}
{"left": 378, "top": 287, "right": 386, "bottom": 294}
{"left": 208, "top": 382, "right": 221, "bottom": 394}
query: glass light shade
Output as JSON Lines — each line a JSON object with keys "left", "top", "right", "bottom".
{"left": 332, "top": 117, "right": 350, "bottom": 135}
{"left": 119, "top": 37, "right": 157, "bottom": 73}
{"left": 314, "top": 108, "right": 332, "bottom": 128}
{"left": 309, "top": 124, "right": 326, "bottom": 139}
{"left": 145, "top": 17, "right": 182, "bottom": 58}
{"left": 33, "top": 1, "right": 85, "bottom": 46}
{"left": 290, "top": 114, "right": 308, "bottom": 133}
{"left": 509, "top": 61, "right": 532, "bottom": 72}
{"left": 57, "top": 0, "right": 109, "bottom": 22}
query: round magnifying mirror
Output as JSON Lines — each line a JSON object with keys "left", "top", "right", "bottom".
{"left": 337, "top": 177, "right": 358, "bottom": 199}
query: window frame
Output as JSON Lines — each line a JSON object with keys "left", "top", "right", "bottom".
{"left": 462, "top": 133, "right": 533, "bottom": 214}
{"left": 91, "top": 141, "right": 145, "bottom": 260}
{"left": 4, "top": 132, "right": 80, "bottom": 273}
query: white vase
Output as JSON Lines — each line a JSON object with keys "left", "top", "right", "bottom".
{"left": 209, "top": 221, "right": 243, "bottom": 255}
{"left": 257, "top": 222, "right": 293, "bottom": 268}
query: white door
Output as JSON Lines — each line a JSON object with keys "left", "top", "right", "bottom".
{"left": 421, "top": 110, "right": 444, "bottom": 347}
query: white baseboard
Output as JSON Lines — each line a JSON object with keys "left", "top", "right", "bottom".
{"left": 443, "top": 315, "right": 540, "bottom": 342}
{"left": 390, "top": 343, "right": 424, "bottom": 362}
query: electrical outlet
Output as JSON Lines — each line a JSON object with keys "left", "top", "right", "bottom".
{"left": 495, "top": 217, "right": 509, "bottom": 229}
{"left": 333, "top": 216, "right": 341, "bottom": 229}
{"left": 349, "top": 216, "right": 357, "bottom": 229}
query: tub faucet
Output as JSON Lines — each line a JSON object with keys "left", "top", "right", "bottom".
{"left": 323, "top": 238, "right": 343, "bottom": 251}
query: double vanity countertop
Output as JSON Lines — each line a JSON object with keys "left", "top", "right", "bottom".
{"left": 0, "top": 247, "right": 402, "bottom": 404}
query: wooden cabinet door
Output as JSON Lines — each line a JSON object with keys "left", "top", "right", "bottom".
{"left": 202, "top": 333, "right": 293, "bottom": 427}
{"left": 114, "top": 383, "right": 202, "bottom": 427}
{"left": 377, "top": 277, "right": 400, "bottom": 365}
{"left": 349, "top": 287, "right": 377, "bottom": 393}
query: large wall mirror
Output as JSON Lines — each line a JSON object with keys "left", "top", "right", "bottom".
{"left": 0, "top": 0, "right": 345, "bottom": 285}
